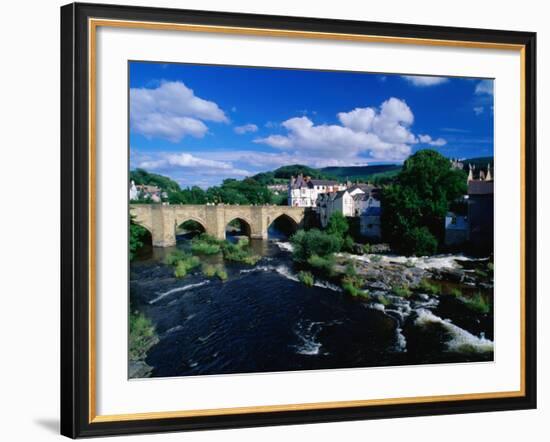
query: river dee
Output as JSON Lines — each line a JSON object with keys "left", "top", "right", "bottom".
{"left": 130, "top": 237, "right": 494, "bottom": 378}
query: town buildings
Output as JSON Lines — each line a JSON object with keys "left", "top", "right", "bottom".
{"left": 129, "top": 181, "right": 166, "bottom": 202}
{"left": 312, "top": 180, "right": 382, "bottom": 240}
{"left": 288, "top": 174, "right": 346, "bottom": 207}
{"left": 444, "top": 163, "right": 494, "bottom": 253}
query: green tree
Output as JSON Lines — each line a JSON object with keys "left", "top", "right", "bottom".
{"left": 129, "top": 220, "right": 148, "bottom": 260}
{"left": 381, "top": 149, "right": 467, "bottom": 255}
{"left": 326, "top": 211, "right": 349, "bottom": 237}
{"left": 290, "top": 229, "right": 343, "bottom": 263}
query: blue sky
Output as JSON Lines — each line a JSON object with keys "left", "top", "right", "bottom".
{"left": 129, "top": 61, "right": 494, "bottom": 188}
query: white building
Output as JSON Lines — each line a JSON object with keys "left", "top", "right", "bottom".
{"left": 288, "top": 174, "right": 346, "bottom": 207}
{"left": 129, "top": 180, "right": 139, "bottom": 200}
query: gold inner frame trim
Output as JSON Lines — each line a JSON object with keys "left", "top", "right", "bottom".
{"left": 88, "top": 17, "right": 527, "bottom": 424}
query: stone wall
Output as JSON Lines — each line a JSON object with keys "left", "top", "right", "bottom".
{"left": 130, "top": 204, "right": 307, "bottom": 247}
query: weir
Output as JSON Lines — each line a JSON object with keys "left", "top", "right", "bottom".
{"left": 130, "top": 204, "right": 307, "bottom": 247}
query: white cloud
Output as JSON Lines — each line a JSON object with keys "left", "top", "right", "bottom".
{"left": 475, "top": 80, "right": 494, "bottom": 95}
{"left": 255, "top": 97, "right": 429, "bottom": 162}
{"left": 130, "top": 81, "right": 228, "bottom": 142}
{"left": 473, "top": 106, "right": 484, "bottom": 115}
{"left": 402, "top": 75, "right": 449, "bottom": 87}
{"left": 137, "top": 152, "right": 250, "bottom": 177}
{"left": 418, "top": 134, "right": 447, "bottom": 147}
{"left": 234, "top": 123, "right": 258, "bottom": 134}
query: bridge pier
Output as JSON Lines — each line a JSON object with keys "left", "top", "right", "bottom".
{"left": 151, "top": 205, "right": 176, "bottom": 247}
{"left": 130, "top": 204, "right": 307, "bottom": 248}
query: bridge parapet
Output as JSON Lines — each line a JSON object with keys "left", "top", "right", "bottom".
{"left": 130, "top": 204, "right": 307, "bottom": 247}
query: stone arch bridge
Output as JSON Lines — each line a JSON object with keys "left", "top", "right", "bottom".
{"left": 130, "top": 204, "right": 307, "bottom": 247}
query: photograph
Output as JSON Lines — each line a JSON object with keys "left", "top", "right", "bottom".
{"left": 128, "top": 61, "right": 495, "bottom": 379}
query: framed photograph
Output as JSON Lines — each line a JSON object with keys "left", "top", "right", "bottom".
{"left": 60, "top": 2, "right": 537, "bottom": 438}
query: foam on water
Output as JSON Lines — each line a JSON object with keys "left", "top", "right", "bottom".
{"left": 293, "top": 320, "right": 323, "bottom": 355}
{"left": 275, "top": 241, "right": 294, "bottom": 253}
{"left": 341, "top": 252, "right": 481, "bottom": 270}
{"left": 415, "top": 308, "right": 494, "bottom": 353}
{"left": 149, "top": 280, "right": 210, "bottom": 304}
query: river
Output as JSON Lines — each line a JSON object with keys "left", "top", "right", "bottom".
{"left": 130, "top": 231, "right": 494, "bottom": 378}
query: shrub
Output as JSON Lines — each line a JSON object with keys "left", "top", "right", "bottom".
{"left": 362, "top": 243, "right": 371, "bottom": 254}
{"left": 129, "top": 311, "right": 158, "bottom": 361}
{"left": 307, "top": 254, "right": 336, "bottom": 277}
{"left": 450, "top": 287, "right": 462, "bottom": 297}
{"left": 417, "top": 278, "right": 439, "bottom": 295}
{"left": 290, "top": 229, "right": 343, "bottom": 263}
{"left": 370, "top": 254, "right": 382, "bottom": 263}
{"left": 401, "top": 226, "right": 438, "bottom": 256}
{"left": 378, "top": 295, "right": 391, "bottom": 305}
{"left": 222, "top": 242, "right": 260, "bottom": 265}
{"left": 393, "top": 285, "right": 412, "bottom": 298}
{"left": 298, "top": 271, "right": 314, "bottom": 287}
{"left": 202, "top": 264, "right": 217, "bottom": 278}
{"left": 341, "top": 273, "right": 368, "bottom": 298}
{"left": 215, "top": 266, "right": 228, "bottom": 281}
{"left": 475, "top": 268, "right": 488, "bottom": 278}
{"left": 191, "top": 241, "right": 221, "bottom": 255}
{"left": 461, "top": 292, "right": 490, "bottom": 314}
{"left": 173, "top": 255, "right": 201, "bottom": 278}
{"left": 164, "top": 249, "right": 187, "bottom": 266}
{"left": 326, "top": 211, "right": 349, "bottom": 238}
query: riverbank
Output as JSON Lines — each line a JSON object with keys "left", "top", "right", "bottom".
{"left": 129, "top": 236, "right": 494, "bottom": 378}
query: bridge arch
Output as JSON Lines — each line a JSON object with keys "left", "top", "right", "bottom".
{"left": 225, "top": 216, "right": 252, "bottom": 239}
{"left": 175, "top": 216, "right": 208, "bottom": 239}
{"left": 267, "top": 213, "right": 299, "bottom": 239}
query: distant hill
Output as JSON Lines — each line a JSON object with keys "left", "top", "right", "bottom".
{"left": 320, "top": 164, "right": 402, "bottom": 182}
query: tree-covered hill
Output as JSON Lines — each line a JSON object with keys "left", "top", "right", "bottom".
{"left": 130, "top": 168, "right": 181, "bottom": 193}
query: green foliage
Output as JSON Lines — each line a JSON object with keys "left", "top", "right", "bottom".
{"left": 202, "top": 264, "right": 217, "bottom": 278}
{"left": 362, "top": 243, "right": 372, "bottom": 254}
{"left": 290, "top": 229, "right": 343, "bottom": 263}
{"left": 378, "top": 295, "right": 391, "bottom": 305}
{"left": 130, "top": 168, "right": 181, "bottom": 193}
{"left": 174, "top": 255, "right": 201, "bottom": 278}
{"left": 401, "top": 226, "right": 438, "bottom": 256}
{"left": 205, "top": 178, "right": 274, "bottom": 205}
{"left": 190, "top": 233, "right": 223, "bottom": 255}
{"left": 450, "top": 287, "right": 463, "bottom": 297}
{"left": 221, "top": 240, "right": 260, "bottom": 265}
{"left": 129, "top": 310, "right": 158, "bottom": 361}
{"left": 298, "top": 271, "right": 315, "bottom": 287}
{"left": 460, "top": 292, "right": 490, "bottom": 314}
{"left": 129, "top": 220, "right": 148, "bottom": 261}
{"left": 307, "top": 254, "right": 336, "bottom": 277}
{"left": 381, "top": 149, "right": 467, "bottom": 255}
{"left": 326, "top": 211, "right": 349, "bottom": 237}
{"left": 341, "top": 275, "right": 369, "bottom": 299}
{"left": 487, "top": 262, "right": 494, "bottom": 272}
{"left": 202, "top": 263, "right": 228, "bottom": 281}
{"left": 417, "top": 278, "right": 440, "bottom": 295}
{"left": 475, "top": 268, "right": 489, "bottom": 278}
{"left": 164, "top": 249, "right": 187, "bottom": 266}
{"left": 370, "top": 254, "right": 382, "bottom": 263}
{"left": 393, "top": 285, "right": 412, "bottom": 298}
{"left": 271, "top": 164, "right": 336, "bottom": 181}
{"left": 167, "top": 186, "right": 207, "bottom": 205}
{"left": 320, "top": 164, "right": 401, "bottom": 182}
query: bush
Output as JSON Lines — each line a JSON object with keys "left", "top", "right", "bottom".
{"left": 173, "top": 255, "right": 200, "bottom": 278}
{"left": 326, "top": 211, "right": 349, "bottom": 237}
{"left": 460, "top": 292, "right": 490, "bottom": 314}
{"left": 290, "top": 229, "right": 343, "bottom": 263}
{"left": 450, "top": 287, "right": 462, "bottom": 297}
{"left": 393, "top": 285, "right": 412, "bottom": 298}
{"left": 341, "top": 276, "right": 369, "bottom": 299}
{"left": 298, "top": 271, "right": 314, "bottom": 287}
{"left": 362, "top": 243, "right": 371, "bottom": 254}
{"left": 307, "top": 254, "right": 336, "bottom": 277}
{"left": 417, "top": 278, "right": 439, "bottom": 295}
{"left": 129, "top": 311, "right": 158, "bottom": 361}
{"left": 164, "top": 249, "right": 187, "bottom": 266}
{"left": 129, "top": 221, "right": 149, "bottom": 261}
{"left": 191, "top": 241, "right": 221, "bottom": 255}
{"left": 401, "top": 226, "right": 438, "bottom": 256}
{"left": 202, "top": 264, "right": 217, "bottom": 278}
{"left": 222, "top": 242, "right": 260, "bottom": 265}
{"left": 215, "top": 267, "right": 228, "bottom": 281}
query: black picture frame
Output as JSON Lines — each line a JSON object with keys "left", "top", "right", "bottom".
{"left": 61, "top": 2, "right": 537, "bottom": 438}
